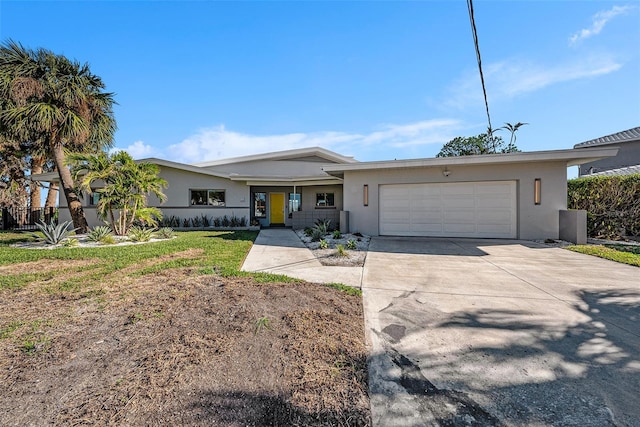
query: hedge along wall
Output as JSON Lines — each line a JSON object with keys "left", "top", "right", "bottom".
{"left": 567, "top": 174, "right": 640, "bottom": 238}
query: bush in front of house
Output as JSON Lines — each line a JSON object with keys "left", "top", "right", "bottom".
{"left": 568, "top": 174, "right": 640, "bottom": 239}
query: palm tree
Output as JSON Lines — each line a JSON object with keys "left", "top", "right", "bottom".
{"left": 70, "top": 151, "right": 167, "bottom": 235}
{"left": 0, "top": 40, "right": 116, "bottom": 232}
{"left": 500, "top": 122, "right": 528, "bottom": 147}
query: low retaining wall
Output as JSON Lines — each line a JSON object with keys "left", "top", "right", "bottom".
{"left": 559, "top": 210, "right": 587, "bottom": 244}
{"left": 291, "top": 210, "right": 341, "bottom": 230}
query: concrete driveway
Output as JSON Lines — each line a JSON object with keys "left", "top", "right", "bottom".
{"left": 364, "top": 237, "right": 640, "bottom": 426}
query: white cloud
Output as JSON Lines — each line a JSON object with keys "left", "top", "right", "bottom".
{"left": 444, "top": 55, "right": 622, "bottom": 109}
{"left": 165, "top": 120, "right": 462, "bottom": 164}
{"left": 113, "top": 140, "right": 158, "bottom": 159}
{"left": 569, "top": 5, "right": 634, "bottom": 46}
{"left": 487, "top": 56, "right": 621, "bottom": 97}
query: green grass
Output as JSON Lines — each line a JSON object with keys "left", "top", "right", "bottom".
{"left": 567, "top": 244, "right": 640, "bottom": 267}
{"left": 0, "top": 229, "right": 364, "bottom": 296}
{"left": 326, "top": 283, "right": 362, "bottom": 297}
{"left": 0, "top": 230, "right": 259, "bottom": 292}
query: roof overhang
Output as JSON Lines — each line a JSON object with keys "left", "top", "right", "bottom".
{"left": 30, "top": 157, "right": 233, "bottom": 183}
{"left": 193, "top": 146, "right": 358, "bottom": 167}
{"left": 230, "top": 175, "right": 342, "bottom": 186}
{"left": 322, "top": 147, "right": 619, "bottom": 178}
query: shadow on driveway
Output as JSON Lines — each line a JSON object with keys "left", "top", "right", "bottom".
{"left": 370, "top": 287, "right": 640, "bottom": 426}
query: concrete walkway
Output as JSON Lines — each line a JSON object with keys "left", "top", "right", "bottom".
{"left": 241, "top": 228, "right": 363, "bottom": 288}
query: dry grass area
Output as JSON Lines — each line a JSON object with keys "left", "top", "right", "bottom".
{"left": 0, "top": 236, "right": 370, "bottom": 426}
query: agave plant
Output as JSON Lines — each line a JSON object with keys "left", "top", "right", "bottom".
{"left": 155, "top": 227, "right": 175, "bottom": 239}
{"left": 128, "top": 226, "right": 153, "bottom": 242}
{"left": 86, "top": 225, "right": 113, "bottom": 243}
{"left": 31, "top": 220, "right": 78, "bottom": 245}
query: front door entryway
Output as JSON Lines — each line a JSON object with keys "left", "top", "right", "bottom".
{"left": 269, "top": 193, "right": 285, "bottom": 225}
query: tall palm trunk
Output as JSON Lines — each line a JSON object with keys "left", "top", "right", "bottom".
{"left": 50, "top": 141, "right": 88, "bottom": 233}
{"left": 29, "top": 156, "right": 44, "bottom": 210}
{"left": 45, "top": 182, "right": 58, "bottom": 209}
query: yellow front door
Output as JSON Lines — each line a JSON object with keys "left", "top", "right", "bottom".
{"left": 269, "top": 193, "right": 285, "bottom": 224}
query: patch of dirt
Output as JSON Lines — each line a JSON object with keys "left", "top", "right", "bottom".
{"left": 0, "top": 258, "right": 99, "bottom": 277}
{"left": 295, "top": 230, "right": 370, "bottom": 267}
{"left": 0, "top": 269, "right": 370, "bottom": 426}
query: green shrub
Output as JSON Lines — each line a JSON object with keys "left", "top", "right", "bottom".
{"left": 336, "top": 244, "right": 348, "bottom": 257}
{"left": 314, "top": 218, "right": 332, "bottom": 234}
{"left": 61, "top": 238, "right": 79, "bottom": 247}
{"left": 304, "top": 227, "right": 313, "bottom": 237}
{"left": 332, "top": 230, "right": 342, "bottom": 239}
{"left": 346, "top": 239, "right": 357, "bottom": 250}
{"left": 160, "top": 215, "right": 180, "bottom": 228}
{"left": 310, "top": 228, "right": 324, "bottom": 242}
{"left": 155, "top": 227, "right": 175, "bottom": 239}
{"left": 128, "top": 226, "right": 153, "bottom": 242}
{"left": 99, "top": 235, "right": 116, "bottom": 245}
{"left": 319, "top": 239, "right": 329, "bottom": 249}
{"left": 31, "top": 220, "right": 77, "bottom": 245}
{"left": 87, "top": 226, "right": 113, "bottom": 242}
{"left": 568, "top": 174, "right": 640, "bottom": 238}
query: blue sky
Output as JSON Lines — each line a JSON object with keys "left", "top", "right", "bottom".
{"left": 1, "top": 1, "right": 638, "bottom": 176}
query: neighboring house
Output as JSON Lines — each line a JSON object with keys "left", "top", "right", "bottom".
{"left": 574, "top": 126, "right": 640, "bottom": 176}
{"left": 39, "top": 145, "right": 617, "bottom": 240}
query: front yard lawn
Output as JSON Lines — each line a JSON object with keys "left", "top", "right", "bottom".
{"left": 0, "top": 230, "right": 370, "bottom": 426}
{"left": 567, "top": 244, "right": 640, "bottom": 267}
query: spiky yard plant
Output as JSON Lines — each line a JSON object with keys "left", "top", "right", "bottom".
{"left": 86, "top": 225, "right": 113, "bottom": 242}
{"left": 319, "top": 239, "right": 329, "bottom": 249}
{"left": 128, "top": 226, "right": 153, "bottom": 242}
{"left": 31, "top": 220, "right": 78, "bottom": 245}
{"left": 346, "top": 239, "right": 357, "bottom": 250}
{"left": 336, "top": 244, "right": 348, "bottom": 257}
{"left": 313, "top": 218, "right": 331, "bottom": 234}
{"left": 61, "top": 238, "right": 79, "bottom": 247}
{"left": 155, "top": 227, "right": 175, "bottom": 239}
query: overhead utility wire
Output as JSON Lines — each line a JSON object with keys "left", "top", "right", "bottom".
{"left": 466, "top": 0, "right": 493, "bottom": 137}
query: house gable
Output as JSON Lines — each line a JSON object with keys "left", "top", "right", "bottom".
{"left": 574, "top": 127, "right": 640, "bottom": 176}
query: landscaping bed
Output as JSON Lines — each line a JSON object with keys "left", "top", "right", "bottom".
{"left": 0, "top": 231, "right": 370, "bottom": 426}
{"left": 295, "top": 229, "right": 370, "bottom": 267}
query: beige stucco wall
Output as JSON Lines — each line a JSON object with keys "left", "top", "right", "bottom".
{"left": 58, "top": 165, "right": 252, "bottom": 229}
{"left": 341, "top": 161, "right": 568, "bottom": 240}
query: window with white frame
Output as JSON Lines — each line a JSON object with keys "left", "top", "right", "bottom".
{"left": 254, "top": 192, "right": 266, "bottom": 217}
{"left": 288, "top": 193, "right": 301, "bottom": 212}
{"left": 315, "top": 192, "right": 335, "bottom": 207}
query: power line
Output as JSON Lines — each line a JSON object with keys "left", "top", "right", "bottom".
{"left": 467, "top": 0, "right": 493, "bottom": 137}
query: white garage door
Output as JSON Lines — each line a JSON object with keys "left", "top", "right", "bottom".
{"left": 379, "top": 181, "right": 517, "bottom": 238}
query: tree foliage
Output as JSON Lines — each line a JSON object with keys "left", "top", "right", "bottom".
{"left": 436, "top": 133, "right": 519, "bottom": 157}
{"left": 0, "top": 135, "right": 28, "bottom": 208}
{"left": 568, "top": 174, "right": 640, "bottom": 239}
{"left": 69, "top": 151, "right": 167, "bottom": 235}
{"left": 0, "top": 39, "right": 116, "bottom": 232}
